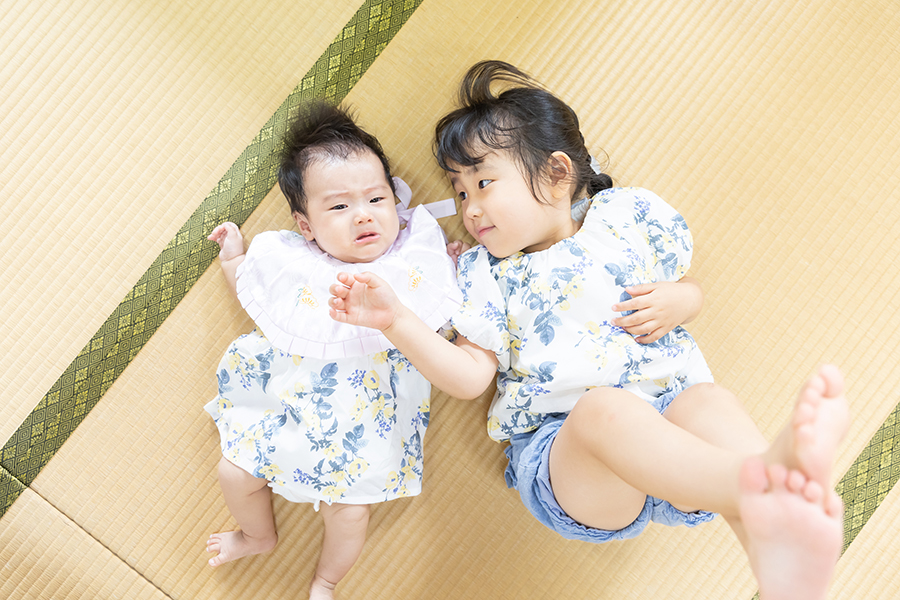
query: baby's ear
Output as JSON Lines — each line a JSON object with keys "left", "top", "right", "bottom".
{"left": 547, "top": 151, "right": 575, "bottom": 199}
{"left": 293, "top": 211, "right": 316, "bottom": 241}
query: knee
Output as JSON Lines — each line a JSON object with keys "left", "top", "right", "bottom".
{"left": 569, "top": 388, "right": 636, "bottom": 436}
{"left": 683, "top": 382, "right": 740, "bottom": 408}
{"left": 325, "top": 504, "right": 370, "bottom": 530}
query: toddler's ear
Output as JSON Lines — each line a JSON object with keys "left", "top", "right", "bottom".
{"left": 293, "top": 211, "right": 316, "bottom": 241}
{"left": 547, "top": 151, "right": 575, "bottom": 199}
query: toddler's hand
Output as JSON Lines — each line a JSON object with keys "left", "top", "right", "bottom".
{"left": 446, "top": 240, "right": 472, "bottom": 262}
{"left": 611, "top": 280, "right": 701, "bottom": 344}
{"left": 208, "top": 222, "right": 245, "bottom": 261}
{"left": 329, "top": 272, "right": 403, "bottom": 331}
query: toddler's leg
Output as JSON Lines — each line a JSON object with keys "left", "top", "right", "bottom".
{"left": 739, "top": 457, "right": 843, "bottom": 600}
{"left": 310, "top": 503, "right": 370, "bottom": 600}
{"left": 206, "top": 457, "right": 278, "bottom": 567}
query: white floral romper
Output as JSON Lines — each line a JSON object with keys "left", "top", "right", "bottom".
{"left": 205, "top": 205, "right": 462, "bottom": 508}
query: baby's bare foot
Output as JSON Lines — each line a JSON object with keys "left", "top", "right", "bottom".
{"left": 739, "top": 457, "right": 843, "bottom": 600}
{"left": 309, "top": 574, "right": 337, "bottom": 600}
{"left": 768, "top": 364, "right": 849, "bottom": 487}
{"left": 206, "top": 530, "right": 277, "bottom": 567}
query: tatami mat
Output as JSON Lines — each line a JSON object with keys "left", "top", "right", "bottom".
{"left": 3, "top": 0, "right": 899, "bottom": 598}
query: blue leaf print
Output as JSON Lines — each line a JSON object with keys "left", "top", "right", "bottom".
{"left": 535, "top": 361, "right": 557, "bottom": 382}
{"left": 534, "top": 311, "right": 562, "bottom": 345}
{"left": 217, "top": 368, "right": 232, "bottom": 393}
{"left": 285, "top": 404, "right": 303, "bottom": 425}
{"left": 321, "top": 363, "right": 339, "bottom": 379}
{"left": 604, "top": 263, "right": 629, "bottom": 287}
{"left": 342, "top": 424, "right": 369, "bottom": 454}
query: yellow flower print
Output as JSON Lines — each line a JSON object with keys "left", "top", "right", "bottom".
{"left": 653, "top": 378, "right": 672, "bottom": 389}
{"left": 348, "top": 458, "right": 368, "bottom": 477}
{"left": 216, "top": 396, "right": 233, "bottom": 412}
{"left": 258, "top": 464, "right": 283, "bottom": 478}
{"left": 351, "top": 394, "right": 366, "bottom": 421}
{"left": 322, "top": 484, "right": 348, "bottom": 502}
{"left": 372, "top": 351, "right": 388, "bottom": 365}
{"left": 559, "top": 299, "right": 571, "bottom": 311}
{"left": 301, "top": 408, "right": 321, "bottom": 430}
{"left": 296, "top": 285, "right": 319, "bottom": 309}
{"left": 418, "top": 398, "right": 431, "bottom": 414}
{"left": 408, "top": 266, "right": 423, "bottom": 291}
{"left": 487, "top": 415, "right": 501, "bottom": 433}
{"left": 585, "top": 321, "right": 602, "bottom": 336}
{"left": 383, "top": 403, "right": 395, "bottom": 419}
{"left": 385, "top": 471, "right": 399, "bottom": 490}
{"left": 292, "top": 355, "right": 303, "bottom": 366}
{"left": 324, "top": 443, "right": 340, "bottom": 459}
{"left": 363, "top": 370, "right": 380, "bottom": 389}
{"left": 371, "top": 394, "right": 386, "bottom": 419}
{"left": 227, "top": 354, "right": 240, "bottom": 370}
{"left": 332, "top": 470, "right": 347, "bottom": 482}
{"left": 294, "top": 381, "right": 305, "bottom": 393}
{"left": 563, "top": 276, "right": 585, "bottom": 299}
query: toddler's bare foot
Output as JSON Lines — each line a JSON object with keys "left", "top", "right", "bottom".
{"left": 309, "top": 574, "right": 337, "bottom": 600}
{"left": 206, "top": 530, "right": 277, "bottom": 567}
{"left": 739, "top": 457, "right": 843, "bottom": 600}
{"left": 767, "top": 364, "right": 849, "bottom": 487}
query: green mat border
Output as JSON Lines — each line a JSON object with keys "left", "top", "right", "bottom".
{"left": 0, "top": 0, "right": 424, "bottom": 516}
{"left": 2, "top": 0, "right": 899, "bottom": 587}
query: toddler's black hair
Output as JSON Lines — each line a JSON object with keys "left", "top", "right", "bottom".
{"left": 278, "top": 101, "right": 395, "bottom": 215}
{"left": 434, "top": 60, "right": 613, "bottom": 203}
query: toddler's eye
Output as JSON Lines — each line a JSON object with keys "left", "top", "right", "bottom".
{"left": 457, "top": 191, "right": 468, "bottom": 201}
{"left": 478, "top": 179, "right": 491, "bottom": 189}
{"left": 330, "top": 204, "right": 348, "bottom": 210}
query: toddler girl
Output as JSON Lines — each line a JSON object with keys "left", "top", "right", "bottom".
{"left": 204, "top": 101, "right": 461, "bottom": 599}
{"left": 329, "top": 61, "right": 849, "bottom": 600}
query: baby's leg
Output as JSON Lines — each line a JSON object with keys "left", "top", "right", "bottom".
{"left": 739, "top": 457, "right": 843, "bottom": 600}
{"left": 206, "top": 457, "right": 278, "bottom": 567}
{"left": 310, "top": 503, "right": 370, "bottom": 600}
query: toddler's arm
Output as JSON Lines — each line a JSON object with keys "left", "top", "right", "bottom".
{"left": 611, "top": 276, "right": 704, "bottom": 344}
{"left": 207, "top": 222, "right": 246, "bottom": 300}
{"left": 329, "top": 272, "right": 498, "bottom": 400}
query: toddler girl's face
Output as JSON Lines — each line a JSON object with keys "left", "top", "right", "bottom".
{"left": 293, "top": 149, "right": 400, "bottom": 263}
{"left": 449, "top": 150, "right": 575, "bottom": 258}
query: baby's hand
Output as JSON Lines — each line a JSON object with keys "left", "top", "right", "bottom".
{"left": 611, "top": 280, "right": 702, "bottom": 344}
{"left": 329, "top": 272, "right": 403, "bottom": 331}
{"left": 446, "top": 240, "right": 472, "bottom": 263}
{"left": 208, "top": 222, "right": 245, "bottom": 261}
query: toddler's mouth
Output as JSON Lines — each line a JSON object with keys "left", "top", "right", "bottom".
{"left": 355, "top": 232, "right": 380, "bottom": 243}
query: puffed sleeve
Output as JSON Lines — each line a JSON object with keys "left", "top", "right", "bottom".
{"left": 582, "top": 187, "right": 694, "bottom": 284}
{"left": 450, "top": 246, "right": 511, "bottom": 372}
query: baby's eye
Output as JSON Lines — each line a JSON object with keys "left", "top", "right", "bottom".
{"left": 457, "top": 191, "right": 468, "bottom": 202}
{"left": 330, "top": 204, "right": 347, "bottom": 211}
{"left": 478, "top": 179, "right": 491, "bottom": 189}
{"left": 369, "top": 196, "right": 384, "bottom": 204}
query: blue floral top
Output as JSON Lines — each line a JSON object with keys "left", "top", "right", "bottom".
{"left": 452, "top": 188, "right": 714, "bottom": 442}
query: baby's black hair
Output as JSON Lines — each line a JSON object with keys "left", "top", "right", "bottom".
{"left": 435, "top": 60, "right": 613, "bottom": 203}
{"left": 278, "top": 101, "right": 395, "bottom": 215}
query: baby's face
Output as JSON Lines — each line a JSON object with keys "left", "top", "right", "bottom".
{"left": 293, "top": 149, "right": 400, "bottom": 263}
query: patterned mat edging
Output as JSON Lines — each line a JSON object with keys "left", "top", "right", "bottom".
{"left": 0, "top": 0, "right": 424, "bottom": 518}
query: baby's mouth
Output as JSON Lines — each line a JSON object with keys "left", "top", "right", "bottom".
{"left": 355, "top": 232, "right": 380, "bottom": 242}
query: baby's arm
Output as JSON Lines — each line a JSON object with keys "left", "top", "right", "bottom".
{"left": 611, "top": 276, "right": 704, "bottom": 344}
{"left": 207, "top": 222, "right": 246, "bottom": 300}
{"left": 329, "top": 272, "right": 498, "bottom": 400}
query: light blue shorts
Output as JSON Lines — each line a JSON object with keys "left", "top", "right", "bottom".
{"left": 503, "top": 389, "right": 717, "bottom": 543}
